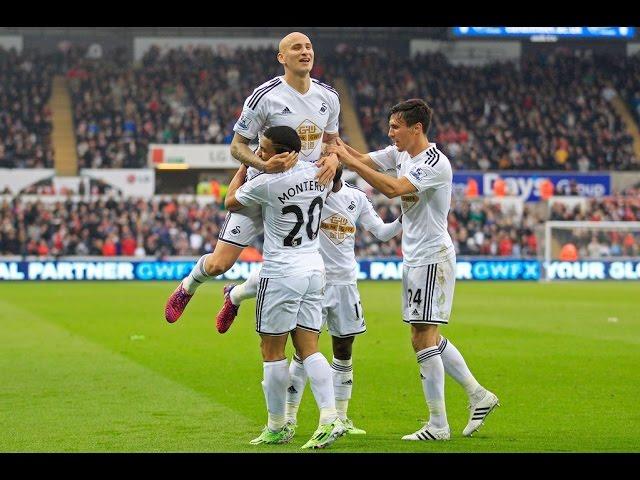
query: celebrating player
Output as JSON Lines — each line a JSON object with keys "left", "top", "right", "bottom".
{"left": 225, "top": 125, "right": 346, "bottom": 449}
{"left": 283, "top": 165, "right": 403, "bottom": 434}
{"left": 165, "top": 31, "right": 340, "bottom": 324}
{"left": 328, "top": 99, "right": 499, "bottom": 440}
{"left": 222, "top": 163, "right": 403, "bottom": 433}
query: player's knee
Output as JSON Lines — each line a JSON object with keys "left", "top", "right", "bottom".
{"left": 410, "top": 326, "right": 439, "bottom": 351}
{"left": 296, "top": 346, "right": 318, "bottom": 361}
{"left": 294, "top": 339, "right": 319, "bottom": 360}
{"left": 332, "top": 337, "right": 354, "bottom": 359}
{"left": 292, "top": 329, "right": 320, "bottom": 360}
{"left": 260, "top": 343, "right": 286, "bottom": 362}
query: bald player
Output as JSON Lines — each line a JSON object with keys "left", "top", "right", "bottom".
{"left": 165, "top": 32, "right": 341, "bottom": 326}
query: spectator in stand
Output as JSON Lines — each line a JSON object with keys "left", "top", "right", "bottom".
{"left": 121, "top": 231, "right": 137, "bottom": 256}
{"left": 559, "top": 243, "right": 578, "bottom": 261}
{"left": 37, "top": 239, "right": 49, "bottom": 257}
{"left": 465, "top": 178, "right": 479, "bottom": 198}
{"left": 540, "top": 178, "right": 554, "bottom": 200}
{"left": 623, "top": 232, "right": 637, "bottom": 256}
{"left": 556, "top": 179, "right": 580, "bottom": 196}
{"left": 498, "top": 231, "right": 514, "bottom": 256}
{"left": 102, "top": 234, "right": 117, "bottom": 256}
{"left": 493, "top": 178, "right": 506, "bottom": 197}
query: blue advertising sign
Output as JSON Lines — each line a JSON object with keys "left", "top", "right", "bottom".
{"left": 545, "top": 261, "right": 640, "bottom": 280}
{"left": 0, "top": 259, "right": 541, "bottom": 282}
{"left": 453, "top": 172, "right": 610, "bottom": 201}
{"left": 456, "top": 260, "right": 540, "bottom": 280}
{"left": 2, "top": 260, "right": 638, "bottom": 281}
{"left": 453, "top": 27, "right": 635, "bottom": 38}
{"left": 357, "top": 259, "right": 540, "bottom": 281}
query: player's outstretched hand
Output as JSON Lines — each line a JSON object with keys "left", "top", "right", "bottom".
{"left": 316, "top": 153, "right": 339, "bottom": 186}
{"left": 263, "top": 151, "right": 298, "bottom": 173}
{"left": 327, "top": 138, "right": 356, "bottom": 167}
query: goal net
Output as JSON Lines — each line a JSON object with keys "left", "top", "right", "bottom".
{"left": 543, "top": 221, "right": 640, "bottom": 280}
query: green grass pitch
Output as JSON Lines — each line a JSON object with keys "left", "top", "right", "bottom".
{"left": 1, "top": 280, "right": 638, "bottom": 452}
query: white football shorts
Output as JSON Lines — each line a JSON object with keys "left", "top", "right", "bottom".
{"left": 218, "top": 206, "right": 263, "bottom": 248}
{"left": 255, "top": 270, "right": 325, "bottom": 336}
{"left": 402, "top": 256, "right": 455, "bottom": 325}
{"left": 322, "top": 284, "right": 366, "bottom": 338}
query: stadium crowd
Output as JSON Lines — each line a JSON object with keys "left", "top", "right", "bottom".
{"left": 0, "top": 48, "right": 55, "bottom": 169}
{"left": 0, "top": 196, "right": 227, "bottom": 258}
{"left": 550, "top": 192, "right": 640, "bottom": 258}
{"left": 1, "top": 194, "right": 637, "bottom": 259}
{"left": 68, "top": 46, "right": 281, "bottom": 168}
{"left": 608, "top": 53, "right": 640, "bottom": 125}
{"left": 325, "top": 46, "right": 639, "bottom": 171}
{"left": 2, "top": 43, "right": 640, "bottom": 260}
{"left": 448, "top": 200, "right": 542, "bottom": 257}
{"left": 559, "top": 229, "right": 639, "bottom": 259}
{"left": 549, "top": 193, "right": 640, "bottom": 222}
{"left": 6, "top": 44, "right": 639, "bottom": 173}
{"left": 66, "top": 45, "right": 639, "bottom": 173}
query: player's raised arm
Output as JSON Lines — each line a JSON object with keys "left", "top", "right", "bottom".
{"left": 225, "top": 166, "right": 272, "bottom": 212}
{"left": 331, "top": 138, "right": 417, "bottom": 198}
{"left": 224, "top": 164, "right": 249, "bottom": 211}
{"left": 358, "top": 195, "right": 403, "bottom": 242}
{"left": 326, "top": 138, "right": 383, "bottom": 171}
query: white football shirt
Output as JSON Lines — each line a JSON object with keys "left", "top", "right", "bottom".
{"left": 320, "top": 182, "right": 403, "bottom": 284}
{"left": 234, "top": 75, "right": 340, "bottom": 164}
{"left": 234, "top": 161, "right": 331, "bottom": 278}
{"left": 235, "top": 76, "right": 340, "bottom": 218}
{"left": 369, "top": 143, "right": 455, "bottom": 266}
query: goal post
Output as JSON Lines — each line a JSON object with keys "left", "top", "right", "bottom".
{"left": 543, "top": 221, "right": 640, "bottom": 281}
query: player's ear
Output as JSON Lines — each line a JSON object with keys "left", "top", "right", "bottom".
{"left": 277, "top": 52, "right": 285, "bottom": 65}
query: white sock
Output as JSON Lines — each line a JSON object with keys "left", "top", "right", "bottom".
{"left": 438, "top": 336, "right": 485, "bottom": 402}
{"left": 285, "top": 354, "right": 307, "bottom": 423}
{"left": 229, "top": 266, "right": 262, "bottom": 305}
{"left": 303, "top": 352, "right": 337, "bottom": 425}
{"left": 182, "top": 254, "right": 212, "bottom": 294}
{"left": 417, "top": 346, "right": 448, "bottom": 429}
{"left": 261, "top": 359, "right": 289, "bottom": 432}
{"left": 331, "top": 357, "right": 353, "bottom": 420}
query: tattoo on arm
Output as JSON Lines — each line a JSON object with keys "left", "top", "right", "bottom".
{"left": 231, "top": 134, "right": 266, "bottom": 171}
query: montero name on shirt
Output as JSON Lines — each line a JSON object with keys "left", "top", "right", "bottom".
{"left": 277, "top": 181, "right": 326, "bottom": 204}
